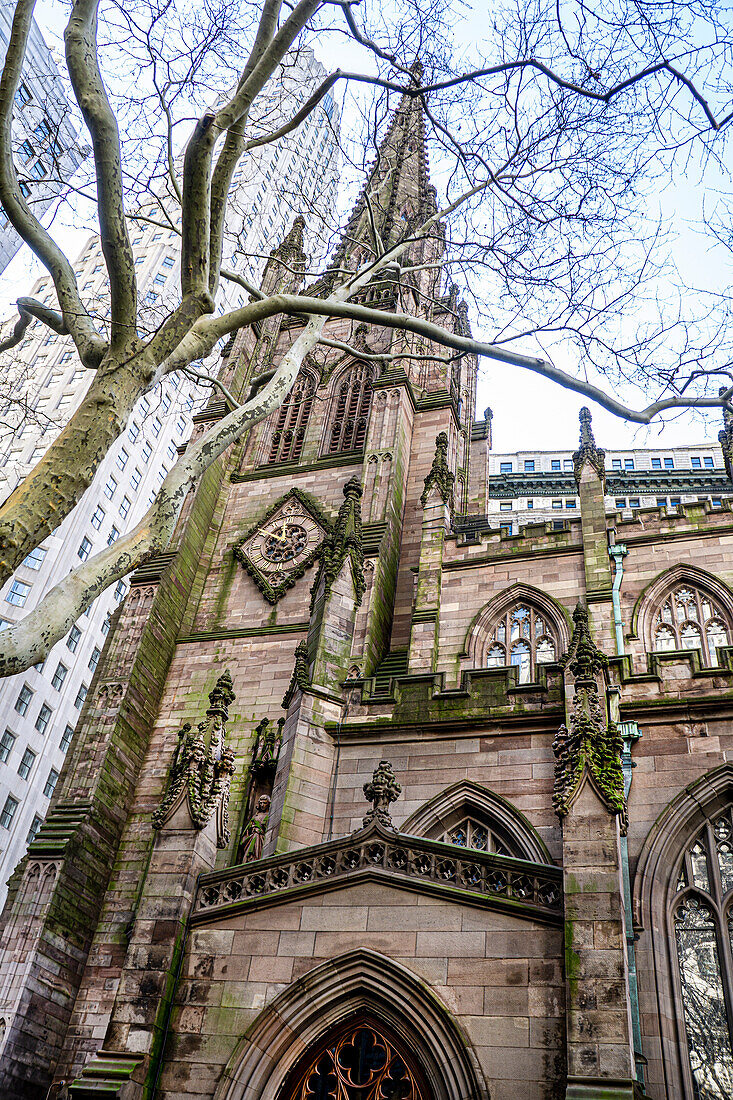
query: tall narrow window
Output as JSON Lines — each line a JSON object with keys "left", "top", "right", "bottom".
{"left": 327, "top": 364, "right": 374, "bottom": 454}
{"left": 673, "top": 807, "right": 733, "bottom": 1098}
{"left": 484, "top": 604, "right": 558, "bottom": 683}
{"left": 654, "top": 585, "right": 731, "bottom": 666}
{"left": 267, "top": 371, "right": 315, "bottom": 464}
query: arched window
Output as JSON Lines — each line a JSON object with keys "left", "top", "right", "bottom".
{"left": 654, "top": 585, "right": 731, "bottom": 666}
{"left": 672, "top": 807, "right": 733, "bottom": 1098}
{"left": 485, "top": 604, "right": 557, "bottom": 683}
{"left": 267, "top": 371, "right": 315, "bottom": 465}
{"left": 279, "top": 1017, "right": 430, "bottom": 1100}
{"left": 437, "top": 816, "right": 516, "bottom": 856}
{"left": 326, "top": 363, "right": 374, "bottom": 455}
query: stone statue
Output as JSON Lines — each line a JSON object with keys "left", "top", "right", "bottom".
{"left": 238, "top": 794, "right": 271, "bottom": 863}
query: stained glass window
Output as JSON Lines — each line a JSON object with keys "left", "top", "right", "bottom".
{"left": 281, "top": 1020, "right": 428, "bottom": 1100}
{"left": 485, "top": 604, "right": 557, "bottom": 683}
{"left": 673, "top": 808, "right": 733, "bottom": 1097}
{"left": 654, "top": 585, "right": 730, "bottom": 665}
{"left": 327, "top": 364, "right": 374, "bottom": 454}
{"left": 439, "top": 815, "right": 515, "bottom": 856}
{"left": 267, "top": 371, "right": 315, "bottom": 465}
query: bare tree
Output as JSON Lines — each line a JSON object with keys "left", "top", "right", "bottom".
{"left": 1, "top": 0, "right": 733, "bottom": 676}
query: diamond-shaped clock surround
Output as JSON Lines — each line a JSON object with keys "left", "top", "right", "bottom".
{"left": 233, "top": 488, "right": 333, "bottom": 604}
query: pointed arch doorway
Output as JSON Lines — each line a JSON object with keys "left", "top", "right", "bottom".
{"left": 278, "top": 1016, "right": 431, "bottom": 1100}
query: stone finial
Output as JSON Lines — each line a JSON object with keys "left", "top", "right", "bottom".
{"left": 363, "top": 760, "right": 402, "bottom": 829}
{"left": 553, "top": 604, "right": 626, "bottom": 831}
{"left": 316, "top": 476, "right": 365, "bottom": 607}
{"left": 153, "top": 670, "right": 237, "bottom": 847}
{"left": 282, "top": 640, "right": 310, "bottom": 709}
{"left": 572, "top": 407, "right": 605, "bottom": 489}
{"left": 561, "top": 602, "right": 608, "bottom": 684}
{"left": 420, "top": 432, "right": 454, "bottom": 509}
{"left": 719, "top": 387, "right": 733, "bottom": 480}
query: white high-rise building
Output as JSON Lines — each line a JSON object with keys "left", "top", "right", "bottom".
{"left": 0, "top": 2, "right": 85, "bottom": 273}
{"left": 0, "top": 47, "right": 341, "bottom": 903}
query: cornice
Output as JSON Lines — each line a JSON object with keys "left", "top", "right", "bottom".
{"left": 488, "top": 469, "right": 733, "bottom": 498}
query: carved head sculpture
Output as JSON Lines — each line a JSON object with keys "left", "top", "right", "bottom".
{"left": 255, "top": 794, "right": 271, "bottom": 815}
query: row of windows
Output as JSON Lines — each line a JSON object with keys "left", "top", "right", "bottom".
{"left": 13, "top": 675, "right": 89, "bottom": 714}
{"left": 497, "top": 455, "right": 717, "bottom": 473}
{"left": 0, "top": 722, "right": 74, "bottom": 766}
{"left": 265, "top": 363, "right": 374, "bottom": 465}
{"left": 480, "top": 582, "right": 733, "bottom": 683}
{"left": 7, "top": 574, "right": 125, "bottom": 610}
{"left": 0, "top": 771, "right": 58, "bottom": 828}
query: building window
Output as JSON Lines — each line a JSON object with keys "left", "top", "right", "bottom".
{"left": 130, "top": 467, "right": 142, "bottom": 491}
{"left": 713, "top": 498, "right": 723, "bottom": 507}
{"left": 35, "top": 703, "right": 52, "bottom": 735}
{"left": 73, "top": 684, "right": 88, "bottom": 710}
{"left": 116, "top": 447, "right": 129, "bottom": 471}
{"left": 612, "top": 459, "right": 622, "bottom": 469}
{"left": 128, "top": 420, "right": 139, "bottom": 442}
{"left": 0, "top": 729, "right": 16, "bottom": 763}
{"left": 629, "top": 498, "right": 640, "bottom": 508}
{"left": 15, "top": 683, "right": 33, "bottom": 715}
{"left": 26, "top": 814, "right": 43, "bottom": 844}
{"left": 664, "top": 457, "right": 674, "bottom": 469}
{"left": 104, "top": 476, "right": 117, "bottom": 499}
{"left": 551, "top": 460, "right": 560, "bottom": 471}
{"left": 141, "top": 443, "right": 152, "bottom": 464}
{"left": 67, "top": 624, "right": 82, "bottom": 652}
{"left": 6, "top": 579, "right": 31, "bottom": 606}
{"left": 672, "top": 806, "right": 733, "bottom": 1096}
{"left": 657, "top": 497, "right": 667, "bottom": 507}
{"left": 281, "top": 1022, "right": 427, "bottom": 1100}
{"left": 500, "top": 462, "right": 512, "bottom": 473}
{"left": 523, "top": 460, "right": 534, "bottom": 472}
{"left": 88, "top": 647, "right": 101, "bottom": 673}
{"left": 78, "top": 536, "right": 92, "bottom": 561}
{"left": 101, "top": 615, "right": 112, "bottom": 636}
{"left": 0, "top": 795, "right": 19, "bottom": 829}
{"left": 499, "top": 522, "right": 512, "bottom": 536}
{"left": 705, "top": 457, "right": 715, "bottom": 468}
{"left": 691, "top": 457, "right": 702, "bottom": 469}
{"left": 326, "top": 364, "right": 374, "bottom": 455}
{"left": 439, "top": 816, "right": 516, "bottom": 856}
{"left": 552, "top": 499, "right": 562, "bottom": 509}
{"left": 563, "top": 458, "right": 573, "bottom": 470}
{"left": 565, "top": 499, "right": 577, "bottom": 509}
{"left": 119, "top": 495, "right": 131, "bottom": 519}
{"left": 499, "top": 502, "right": 512, "bottom": 511}
{"left": 91, "top": 505, "right": 105, "bottom": 529}
{"left": 615, "top": 499, "right": 626, "bottom": 510}
{"left": 485, "top": 604, "right": 557, "bottom": 684}
{"left": 22, "top": 546, "right": 46, "bottom": 570}
{"left": 43, "top": 769, "right": 59, "bottom": 797}
{"left": 51, "top": 662, "right": 68, "bottom": 691}
{"left": 18, "top": 747, "right": 36, "bottom": 780}
{"left": 267, "top": 371, "right": 315, "bottom": 464}
{"left": 152, "top": 417, "right": 162, "bottom": 437}
{"left": 107, "top": 526, "right": 119, "bottom": 546}
{"left": 60, "top": 724, "right": 74, "bottom": 752}
{"left": 15, "top": 81, "right": 32, "bottom": 105}
{"left": 653, "top": 585, "right": 730, "bottom": 665}
{"left": 527, "top": 500, "right": 534, "bottom": 510}
{"left": 624, "top": 458, "right": 635, "bottom": 469}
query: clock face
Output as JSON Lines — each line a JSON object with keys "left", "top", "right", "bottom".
{"left": 234, "top": 494, "right": 327, "bottom": 602}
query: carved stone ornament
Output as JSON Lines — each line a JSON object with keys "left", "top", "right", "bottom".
{"left": 553, "top": 604, "right": 626, "bottom": 832}
{"left": 420, "top": 432, "right": 454, "bottom": 509}
{"left": 152, "top": 670, "right": 237, "bottom": 848}
{"left": 233, "top": 489, "right": 331, "bottom": 604}
{"left": 363, "top": 760, "right": 402, "bottom": 829}
{"left": 311, "top": 476, "right": 366, "bottom": 610}
{"left": 282, "top": 640, "right": 311, "bottom": 709}
{"left": 251, "top": 716, "right": 284, "bottom": 778}
{"left": 572, "top": 406, "right": 606, "bottom": 489}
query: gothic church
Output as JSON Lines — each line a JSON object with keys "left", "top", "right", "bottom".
{"left": 2, "top": 89, "right": 733, "bottom": 1100}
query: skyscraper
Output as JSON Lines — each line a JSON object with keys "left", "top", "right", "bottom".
{"left": 0, "top": 2, "right": 85, "bottom": 273}
{"left": 0, "top": 45, "right": 341, "bottom": 906}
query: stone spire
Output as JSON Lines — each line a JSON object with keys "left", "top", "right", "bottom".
{"left": 328, "top": 68, "right": 436, "bottom": 274}
{"left": 318, "top": 476, "right": 365, "bottom": 606}
{"left": 719, "top": 387, "right": 733, "bottom": 480}
{"left": 572, "top": 407, "right": 606, "bottom": 489}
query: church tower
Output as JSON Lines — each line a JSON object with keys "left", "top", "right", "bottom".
{"left": 7, "top": 78, "right": 733, "bottom": 1100}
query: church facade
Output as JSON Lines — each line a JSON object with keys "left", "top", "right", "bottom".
{"left": 2, "top": 92, "right": 733, "bottom": 1100}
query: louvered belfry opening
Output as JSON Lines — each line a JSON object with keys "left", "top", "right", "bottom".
{"left": 268, "top": 372, "right": 315, "bottom": 464}
{"left": 328, "top": 363, "right": 374, "bottom": 454}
